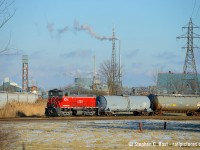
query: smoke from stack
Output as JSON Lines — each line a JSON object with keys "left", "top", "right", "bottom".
{"left": 46, "top": 20, "right": 118, "bottom": 41}
{"left": 57, "top": 26, "right": 68, "bottom": 35}
{"left": 74, "top": 20, "right": 118, "bottom": 41}
{"left": 47, "top": 23, "right": 54, "bottom": 33}
{"left": 46, "top": 23, "right": 68, "bottom": 38}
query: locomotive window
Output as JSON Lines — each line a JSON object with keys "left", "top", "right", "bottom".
{"left": 58, "top": 91, "right": 63, "bottom": 97}
{"left": 49, "top": 91, "right": 54, "bottom": 96}
{"left": 48, "top": 90, "right": 63, "bottom": 97}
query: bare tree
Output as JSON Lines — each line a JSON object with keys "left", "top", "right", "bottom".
{"left": 0, "top": 0, "right": 15, "bottom": 55}
{"left": 99, "top": 60, "right": 123, "bottom": 95}
{"left": 99, "top": 60, "right": 112, "bottom": 94}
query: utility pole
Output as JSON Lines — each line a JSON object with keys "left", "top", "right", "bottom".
{"left": 177, "top": 18, "right": 200, "bottom": 94}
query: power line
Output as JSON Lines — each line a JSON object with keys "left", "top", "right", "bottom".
{"left": 195, "top": 1, "right": 200, "bottom": 19}
{"left": 191, "top": 0, "right": 196, "bottom": 17}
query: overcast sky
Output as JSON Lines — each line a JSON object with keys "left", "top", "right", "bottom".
{"left": 0, "top": 0, "right": 200, "bottom": 89}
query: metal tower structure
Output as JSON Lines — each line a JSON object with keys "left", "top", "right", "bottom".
{"left": 111, "top": 25, "right": 116, "bottom": 94}
{"left": 22, "top": 55, "right": 28, "bottom": 92}
{"left": 177, "top": 18, "right": 200, "bottom": 94}
{"left": 118, "top": 39, "right": 123, "bottom": 94}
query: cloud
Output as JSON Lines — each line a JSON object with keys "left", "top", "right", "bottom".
{"left": 155, "top": 51, "right": 178, "bottom": 61}
{"left": 126, "top": 49, "right": 140, "bottom": 58}
{"left": 60, "top": 49, "right": 93, "bottom": 58}
{"left": 131, "top": 62, "right": 143, "bottom": 68}
{"left": 29, "top": 50, "right": 43, "bottom": 59}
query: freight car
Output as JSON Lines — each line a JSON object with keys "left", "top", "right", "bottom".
{"left": 96, "top": 95, "right": 152, "bottom": 116}
{"left": 148, "top": 94, "right": 200, "bottom": 116}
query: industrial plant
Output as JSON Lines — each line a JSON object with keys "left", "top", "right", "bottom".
{"left": 71, "top": 18, "right": 200, "bottom": 95}
{"left": 0, "top": 18, "right": 200, "bottom": 96}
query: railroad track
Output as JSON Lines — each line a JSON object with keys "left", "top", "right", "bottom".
{"left": 0, "top": 115, "right": 200, "bottom": 121}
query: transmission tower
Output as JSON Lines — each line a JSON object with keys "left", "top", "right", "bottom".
{"left": 177, "top": 18, "right": 200, "bottom": 94}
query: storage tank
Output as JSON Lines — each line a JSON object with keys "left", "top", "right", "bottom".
{"left": 96, "top": 95, "right": 151, "bottom": 114}
{"left": 149, "top": 94, "right": 200, "bottom": 111}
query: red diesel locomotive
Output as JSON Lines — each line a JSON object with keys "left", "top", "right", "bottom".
{"left": 45, "top": 89, "right": 98, "bottom": 116}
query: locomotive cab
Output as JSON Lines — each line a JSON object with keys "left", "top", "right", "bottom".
{"left": 47, "top": 89, "right": 63, "bottom": 107}
{"left": 48, "top": 89, "right": 63, "bottom": 98}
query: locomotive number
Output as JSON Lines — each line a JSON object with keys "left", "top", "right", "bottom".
{"left": 77, "top": 100, "right": 83, "bottom": 103}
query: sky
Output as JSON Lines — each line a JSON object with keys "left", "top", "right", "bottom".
{"left": 0, "top": 0, "right": 200, "bottom": 90}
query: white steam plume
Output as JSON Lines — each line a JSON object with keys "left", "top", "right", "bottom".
{"left": 74, "top": 20, "right": 118, "bottom": 41}
{"left": 47, "top": 23, "right": 54, "bottom": 33}
{"left": 46, "top": 23, "right": 68, "bottom": 38}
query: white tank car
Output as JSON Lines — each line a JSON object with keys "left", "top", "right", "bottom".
{"left": 96, "top": 95, "right": 152, "bottom": 115}
{"left": 148, "top": 94, "right": 200, "bottom": 116}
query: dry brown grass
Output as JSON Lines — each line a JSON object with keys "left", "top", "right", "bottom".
{"left": 0, "top": 98, "right": 47, "bottom": 118}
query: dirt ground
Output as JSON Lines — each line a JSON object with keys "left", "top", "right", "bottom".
{"left": 1, "top": 119, "right": 200, "bottom": 150}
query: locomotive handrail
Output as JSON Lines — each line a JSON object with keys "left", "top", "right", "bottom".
{"left": 50, "top": 96, "right": 55, "bottom": 105}
{"left": 50, "top": 96, "right": 59, "bottom": 107}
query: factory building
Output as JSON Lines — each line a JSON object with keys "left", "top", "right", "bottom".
{"left": 74, "top": 77, "right": 92, "bottom": 90}
{"left": 157, "top": 72, "right": 200, "bottom": 94}
{"left": 74, "top": 77, "right": 109, "bottom": 92}
{"left": 0, "top": 77, "right": 22, "bottom": 92}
